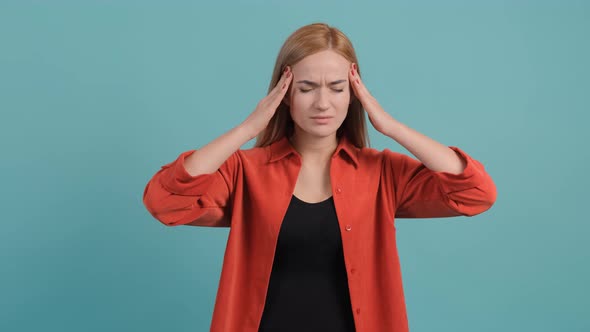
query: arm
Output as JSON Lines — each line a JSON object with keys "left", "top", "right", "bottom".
{"left": 142, "top": 124, "right": 252, "bottom": 227}
{"left": 382, "top": 120, "right": 496, "bottom": 218}
{"left": 144, "top": 65, "right": 292, "bottom": 226}
{"left": 385, "top": 147, "right": 496, "bottom": 218}
{"left": 346, "top": 63, "right": 496, "bottom": 217}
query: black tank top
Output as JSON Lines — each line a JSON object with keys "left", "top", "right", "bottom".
{"left": 258, "top": 194, "right": 356, "bottom": 332}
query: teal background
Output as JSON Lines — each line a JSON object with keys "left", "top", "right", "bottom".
{"left": 2, "top": 0, "right": 588, "bottom": 331}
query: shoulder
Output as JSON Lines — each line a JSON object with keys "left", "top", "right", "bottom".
{"left": 234, "top": 144, "right": 270, "bottom": 165}
{"left": 357, "top": 146, "right": 403, "bottom": 164}
{"left": 355, "top": 146, "right": 420, "bottom": 175}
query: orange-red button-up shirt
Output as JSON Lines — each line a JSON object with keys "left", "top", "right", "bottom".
{"left": 143, "top": 134, "right": 497, "bottom": 332}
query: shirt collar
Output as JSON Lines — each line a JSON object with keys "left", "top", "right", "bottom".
{"left": 268, "top": 135, "right": 359, "bottom": 168}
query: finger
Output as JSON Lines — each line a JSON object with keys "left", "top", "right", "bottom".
{"left": 266, "top": 67, "right": 290, "bottom": 103}
{"left": 270, "top": 70, "right": 292, "bottom": 107}
{"left": 279, "top": 66, "right": 292, "bottom": 91}
{"left": 350, "top": 64, "right": 370, "bottom": 99}
{"left": 349, "top": 63, "right": 361, "bottom": 97}
{"left": 281, "top": 67, "right": 292, "bottom": 91}
{"left": 269, "top": 66, "right": 292, "bottom": 101}
{"left": 260, "top": 70, "right": 291, "bottom": 113}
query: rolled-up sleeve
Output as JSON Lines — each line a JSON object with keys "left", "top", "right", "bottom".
{"left": 142, "top": 149, "right": 239, "bottom": 227}
{"left": 384, "top": 146, "right": 497, "bottom": 218}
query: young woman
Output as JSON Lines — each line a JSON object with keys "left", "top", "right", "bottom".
{"left": 143, "top": 22, "right": 497, "bottom": 332}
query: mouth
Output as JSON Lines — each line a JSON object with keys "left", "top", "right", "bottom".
{"left": 311, "top": 116, "right": 333, "bottom": 124}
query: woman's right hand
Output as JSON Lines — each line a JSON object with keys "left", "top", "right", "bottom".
{"left": 242, "top": 66, "right": 292, "bottom": 138}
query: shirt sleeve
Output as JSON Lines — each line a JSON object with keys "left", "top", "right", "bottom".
{"left": 142, "top": 149, "right": 240, "bottom": 227}
{"left": 383, "top": 146, "right": 497, "bottom": 218}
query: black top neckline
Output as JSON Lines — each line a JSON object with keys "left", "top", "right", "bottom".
{"left": 292, "top": 194, "right": 334, "bottom": 206}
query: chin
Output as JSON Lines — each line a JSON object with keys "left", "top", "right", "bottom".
{"left": 305, "top": 126, "right": 338, "bottom": 138}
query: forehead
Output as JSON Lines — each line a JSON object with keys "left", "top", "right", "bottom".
{"left": 292, "top": 50, "right": 350, "bottom": 75}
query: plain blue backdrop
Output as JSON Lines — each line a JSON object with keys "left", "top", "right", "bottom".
{"left": 1, "top": 0, "right": 588, "bottom": 331}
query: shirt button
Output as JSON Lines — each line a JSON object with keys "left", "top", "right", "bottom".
{"left": 336, "top": 187, "right": 342, "bottom": 193}
{"left": 345, "top": 225, "right": 352, "bottom": 231}
{"left": 356, "top": 308, "right": 361, "bottom": 314}
{"left": 350, "top": 268, "right": 356, "bottom": 274}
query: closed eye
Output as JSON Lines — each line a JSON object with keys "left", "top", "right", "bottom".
{"left": 299, "top": 89, "right": 344, "bottom": 93}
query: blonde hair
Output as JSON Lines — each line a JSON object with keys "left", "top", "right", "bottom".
{"left": 254, "top": 22, "right": 370, "bottom": 149}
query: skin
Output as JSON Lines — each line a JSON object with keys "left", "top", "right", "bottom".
{"left": 282, "top": 49, "right": 466, "bottom": 175}
{"left": 283, "top": 50, "right": 351, "bottom": 166}
{"left": 239, "top": 48, "right": 466, "bottom": 184}
{"left": 349, "top": 57, "right": 467, "bottom": 175}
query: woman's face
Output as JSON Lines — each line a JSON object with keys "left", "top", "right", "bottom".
{"left": 285, "top": 50, "right": 351, "bottom": 139}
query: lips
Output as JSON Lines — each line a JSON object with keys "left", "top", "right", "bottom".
{"left": 311, "top": 116, "right": 332, "bottom": 125}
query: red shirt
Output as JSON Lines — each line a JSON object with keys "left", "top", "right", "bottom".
{"left": 143, "top": 134, "right": 497, "bottom": 331}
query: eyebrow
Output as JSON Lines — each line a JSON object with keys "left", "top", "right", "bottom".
{"left": 295, "top": 79, "right": 347, "bottom": 87}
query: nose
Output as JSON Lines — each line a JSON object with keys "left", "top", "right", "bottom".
{"left": 315, "top": 88, "right": 330, "bottom": 110}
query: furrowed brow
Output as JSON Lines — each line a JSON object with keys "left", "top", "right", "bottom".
{"left": 295, "top": 79, "right": 347, "bottom": 87}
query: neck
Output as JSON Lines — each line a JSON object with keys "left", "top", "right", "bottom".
{"left": 289, "top": 132, "right": 339, "bottom": 164}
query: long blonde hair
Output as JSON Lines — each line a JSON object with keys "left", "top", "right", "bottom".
{"left": 254, "top": 22, "right": 370, "bottom": 149}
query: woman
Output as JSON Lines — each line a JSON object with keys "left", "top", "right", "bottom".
{"left": 143, "top": 22, "right": 497, "bottom": 332}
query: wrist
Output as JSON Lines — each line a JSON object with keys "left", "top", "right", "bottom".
{"left": 237, "top": 122, "right": 257, "bottom": 141}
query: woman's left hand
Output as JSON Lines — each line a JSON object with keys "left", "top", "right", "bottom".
{"left": 349, "top": 63, "right": 395, "bottom": 135}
